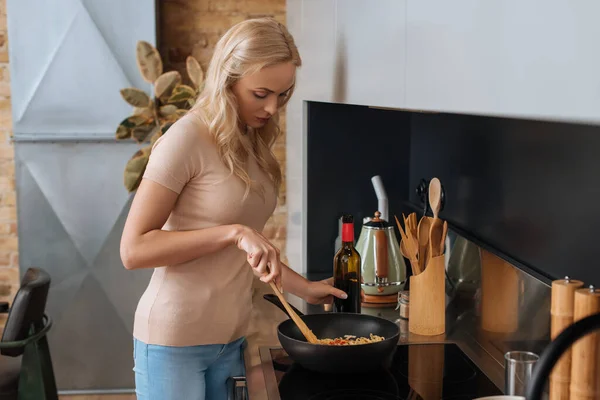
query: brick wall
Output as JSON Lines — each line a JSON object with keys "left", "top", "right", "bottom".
{"left": 158, "top": 1, "right": 288, "bottom": 256}
{"left": 158, "top": 0, "right": 289, "bottom": 364}
{"left": 0, "top": 0, "right": 17, "bottom": 329}
{"left": 0, "top": 1, "right": 290, "bottom": 354}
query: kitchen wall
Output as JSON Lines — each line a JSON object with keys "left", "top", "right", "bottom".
{"left": 285, "top": 0, "right": 600, "bottom": 282}
{"left": 408, "top": 111, "right": 600, "bottom": 286}
{"left": 305, "top": 101, "right": 412, "bottom": 274}
{"left": 304, "top": 100, "right": 600, "bottom": 287}
{"left": 0, "top": 0, "right": 16, "bottom": 330}
{"left": 0, "top": 0, "right": 288, "bottom": 369}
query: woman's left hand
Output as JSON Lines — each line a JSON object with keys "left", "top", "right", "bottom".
{"left": 303, "top": 277, "right": 348, "bottom": 305}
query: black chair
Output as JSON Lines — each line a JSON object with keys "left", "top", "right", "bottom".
{"left": 0, "top": 267, "right": 58, "bottom": 400}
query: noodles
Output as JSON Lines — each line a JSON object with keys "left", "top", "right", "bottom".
{"left": 315, "top": 333, "right": 385, "bottom": 346}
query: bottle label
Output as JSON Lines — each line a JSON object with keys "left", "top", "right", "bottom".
{"left": 342, "top": 223, "right": 354, "bottom": 242}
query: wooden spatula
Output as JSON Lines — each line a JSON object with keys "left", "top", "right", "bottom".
{"left": 417, "top": 216, "right": 430, "bottom": 271}
{"left": 396, "top": 215, "right": 420, "bottom": 275}
{"left": 268, "top": 280, "right": 318, "bottom": 344}
{"left": 404, "top": 212, "right": 418, "bottom": 240}
{"left": 440, "top": 220, "right": 448, "bottom": 254}
{"left": 428, "top": 178, "right": 444, "bottom": 258}
{"left": 410, "top": 213, "right": 418, "bottom": 238}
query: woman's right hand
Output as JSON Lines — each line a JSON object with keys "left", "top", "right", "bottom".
{"left": 234, "top": 225, "right": 282, "bottom": 285}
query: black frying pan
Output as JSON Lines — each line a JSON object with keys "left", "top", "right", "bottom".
{"left": 263, "top": 294, "right": 400, "bottom": 374}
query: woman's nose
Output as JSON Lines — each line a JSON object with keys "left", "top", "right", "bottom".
{"left": 264, "top": 96, "right": 278, "bottom": 115}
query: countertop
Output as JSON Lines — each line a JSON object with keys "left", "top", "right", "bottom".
{"left": 244, "top": 288, "right": 549, "bottom": 400}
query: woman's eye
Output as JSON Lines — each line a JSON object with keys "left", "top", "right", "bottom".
{"left": 254, "top": 92, "right": 267, "bottom": 99}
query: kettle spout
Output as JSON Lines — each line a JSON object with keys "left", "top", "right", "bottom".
{"left": 526, "top": 312, "right": 600, "bottom": 400}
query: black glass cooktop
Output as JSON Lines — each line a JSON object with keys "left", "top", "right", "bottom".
{"left": 269, "top": 343, "right": 502, "bottom": 400}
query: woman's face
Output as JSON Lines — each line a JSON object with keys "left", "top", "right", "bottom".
{"left": 232, "top": 62, "right": 296, "bottom": 129}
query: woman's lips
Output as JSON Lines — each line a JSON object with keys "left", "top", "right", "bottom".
{"left": 256, "top": 116, "right": 270, "bottom": 124}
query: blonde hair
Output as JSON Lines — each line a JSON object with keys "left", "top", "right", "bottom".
{"left": 192, "top": 17, "right": 301, "bottom": 198}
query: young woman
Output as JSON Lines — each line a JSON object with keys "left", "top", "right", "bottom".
{"left": 120, "top": 17, "right": 347, "bottom": 400}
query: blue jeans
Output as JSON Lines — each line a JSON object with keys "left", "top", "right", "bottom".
{"left": 133, "top": 336, "right": 247, "bottom": 400}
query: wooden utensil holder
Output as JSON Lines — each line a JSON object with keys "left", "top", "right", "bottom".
{"left": 409, "top": 255, "right": 445, "bottom": 336}
{"left": 550, "top": 277, "right": 584, "bottom": 400}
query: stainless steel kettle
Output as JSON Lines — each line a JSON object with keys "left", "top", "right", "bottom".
{"left": 355, "top": 211, "right": 407, "bottom": 296}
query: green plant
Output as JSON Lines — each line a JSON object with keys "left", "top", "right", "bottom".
{"left": 116, "top": 40, "right": 205, "bottom": 192}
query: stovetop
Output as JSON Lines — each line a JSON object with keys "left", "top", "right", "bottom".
{"left": 267, "top": 343, "right": 502, "bottom": 400}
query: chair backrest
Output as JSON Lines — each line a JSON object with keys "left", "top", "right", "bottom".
{"left": 1, "top": 267, "right": 51, "bottom": 357}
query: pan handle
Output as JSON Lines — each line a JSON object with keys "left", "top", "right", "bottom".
{"left": 263, "top": 294, "right": 305, "bottom": 317}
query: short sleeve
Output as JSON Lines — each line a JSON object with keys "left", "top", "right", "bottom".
{"left": 143, "top": 117, "right": 205, "bottom": 194}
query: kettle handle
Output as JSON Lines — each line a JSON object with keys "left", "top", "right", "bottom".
{"left": 374, "top": 229, "right": 388, "bottom": 291}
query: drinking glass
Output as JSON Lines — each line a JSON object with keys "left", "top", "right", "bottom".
{"left": 504, "top": 351, "right": 539, "bottom": 396}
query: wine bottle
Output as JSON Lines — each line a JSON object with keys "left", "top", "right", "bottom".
{"left": 333, "top": 214, "right": 362, "bottom": 313}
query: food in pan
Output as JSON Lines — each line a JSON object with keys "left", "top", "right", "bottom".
{"left": 316, "top": 333, "right": 385, "bottom": 346}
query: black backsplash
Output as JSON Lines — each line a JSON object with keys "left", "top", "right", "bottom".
{"left": 409, "top": 112, "right": 600, "bottom": 286}
{"left": 306, "top": 101, "right": 600, "bottom": 286}
{"left": 306, "top": 102, "right": 412, "bottom": 274}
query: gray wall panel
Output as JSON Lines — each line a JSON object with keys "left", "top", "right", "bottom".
{"left": 8, "top": 0, "right": 157, "bottom": 391}
{"left": 15, "top": 142, "right": 153, "bottom": 391}
{"left": 8, "top": 0, "right": 156, "bottom": 137}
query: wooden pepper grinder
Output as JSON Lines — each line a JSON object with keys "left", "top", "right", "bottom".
{"left": 550, "top": 276, "right": 584, "bottom": 400}
{"left": 570, "top": 285, "right": 600, "bottom": 400}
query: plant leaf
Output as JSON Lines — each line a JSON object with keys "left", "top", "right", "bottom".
{"left": 115, "top": 115, "right": 149, "bottom": 139}
{"left": 124, "top": 146, "right": 151, "bottom": 192}
{"left": 132, "top": 123, "right": 157, "bottom": 143}
{"left": 120, "top": 88, "right": 151, "bottom": 107}
{"left": 159, "top": 104, "right": 178, "bottom": 117}
{"left": 186, "top": 56, "right": 204, "bottom": 89}
{"left": 154, "top": 71, "right": 182, "bottom": 99}
{"left": 167, "top": 84, "right": 196, "bottom": 104}
{"left": 160, "top": 121, "right": 174, "bottom": 135}
{"left": 126, "top": 115, "right": 149, "bottom": 126}
{"left": 136, "top": 41, "right": 163, "bottom": 83}
{"left": 116, "top": 124, "right": 131, "bottom": 140}
{"left": 133, "top": 104, "right": 155, "bottom": 119}
{"left": 174, "top": 109, "right": 188, "bottom": 118}
{"left": 133, "top": 107, "right": 147, "bottom": 116}
{"left": 150, "top": 127, "right": 163, "bottom": 145}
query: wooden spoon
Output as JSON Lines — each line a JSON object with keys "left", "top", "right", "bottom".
{"left": 417, "top": 216, "right": 430, "bottom": 271}
{"left": 268, "top": 280, "right": 318, "bottom": 344}
{"left": 428, "top": 178, "right": 444, "bottom": 258}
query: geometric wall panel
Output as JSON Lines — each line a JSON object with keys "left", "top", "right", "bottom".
{"left": 15, "top": 142, "right": 153, "bottom": 391}
{"left": 48, "top": 273, "right": 140, "bottom": 390}
{"left": 8, "top": 0, "right": 156, "bottom": 137}
{"left": 8, "top": 0, "right": 156, "bottom": 391}
{"left": 17, "top": 143, "right": 136, "bottom": 267}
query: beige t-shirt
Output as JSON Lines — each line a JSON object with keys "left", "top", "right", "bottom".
{"left": 132, "top": 114, "right": 277, "bottom": 346}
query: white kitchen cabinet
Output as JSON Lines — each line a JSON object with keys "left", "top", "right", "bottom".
{"left": 406, "top": 0, "right": 600, "bottom": 124}
{"left": 292, "top": 0, "right": 338, "bottom": 104}
{"left": 334, "top": 0, "right": 406, "bottom": 108}
{"left": 290, "top": 0, "right": 406, "bottom": 109}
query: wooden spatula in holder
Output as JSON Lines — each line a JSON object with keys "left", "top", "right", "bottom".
{"left": 408, "top": 254, "right": 446, "bottom": 336}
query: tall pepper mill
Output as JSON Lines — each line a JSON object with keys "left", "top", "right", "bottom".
{"left": 550, "top": 276, "right": 584, "bottom": 400}
{"left": 570, "top": 285, "right": 600, "bottom": 400}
